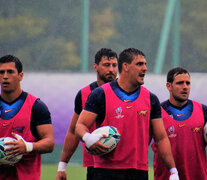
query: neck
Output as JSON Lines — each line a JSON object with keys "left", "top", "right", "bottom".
{"left": 169, "top": 98, "right": 188, "bottom": 108}
{"left": 117, "top": 77, "right": 140, "bottom": 93}
{"left": 1, "top": 89, "right": 22, "bottom": 103}
{"left": 97, "top": 80, "right": 105, "bottom": 87}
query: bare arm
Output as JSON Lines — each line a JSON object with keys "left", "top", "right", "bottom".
{"left": 59, "top": 112, "right": 80, "bottom": 163}
{"left": 151, "top": 118, "right": 175, "bottom": 170}
{"left": 75, "top": 110, "right": 97, "bottom": 140}
{"left": 6, "top": 124, "right": 54, "bottom": 157}
{"left": 33, "top": 124, "right": 55, "bottom": 153}
{"left": 56, "top": 113, "right": 80, "bottom": 180}
{"left": 75, "top": 110, "right": 109, "bottom": 155}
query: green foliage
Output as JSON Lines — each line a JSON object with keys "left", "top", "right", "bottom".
{"left": 0, "top": 0, "right": 207, "bottom": 72}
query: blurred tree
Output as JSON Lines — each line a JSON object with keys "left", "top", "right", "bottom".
{"left": 0, "top": 0, "right": 82, "bottom": 72}
{"left": 88, "top": 5, "right": 117, "bottom": 70}
{"left": 0, "top": 0, "right": 207, "bottom": 72}
{"left": 180, "top": 0, "right": 207, "bottom": 72}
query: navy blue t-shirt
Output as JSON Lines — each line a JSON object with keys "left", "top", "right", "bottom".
{"left": 84, "top": 80, "right": 161, "bottom": 125}
{"left": 74, "top": 81, "right": 98, "bottom": 115}
{"left": 0, "top": 91, "right": 52, "bottom": 139}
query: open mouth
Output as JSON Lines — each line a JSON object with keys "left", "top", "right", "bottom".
{"left": 139, "top": 74, "right": 145, "bottom": 78}
{"left": 181, "top": 92, "right": 187, "bottom": 94}
{"left": 2, "top": 82, "right": 9, "bottom": 87}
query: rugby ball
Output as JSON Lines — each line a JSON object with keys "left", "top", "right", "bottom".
{"left": 86, "top": 126, "right": 121, "bottom": 156}
{"left": 204, "top": 123, "right": 207, "bottom": 145}
{"left": 0, "top": 137, "right": 23, "bottom": 165}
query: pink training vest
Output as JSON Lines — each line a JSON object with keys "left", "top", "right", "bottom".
{"left": 93, "top": 83, "right": 151, "bottom": 170}
{"left": 153, "top": 101, "right": 207, "bottom": 180}
{"left": 0, "top": 94, "right": 41, "bottom": 180}
{"left": 81, "top": 85, "right": 96, "bottom": 167}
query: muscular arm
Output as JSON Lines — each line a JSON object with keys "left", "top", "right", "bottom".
{"left": 56, "top": 113, "right": 80, "bottom": 180}
{"left": 32, "top": 124, "right": 54, "bottom": 153}
{"left": 75, "top": 110, "right": 97, "bottom": 140}
{"left": 59, "top": 112, "right": 80, "bottom": 163}
{"left": 151, "top": 118, "right": 175, "bottom": 170}
{"left": 75, "top": 110, "right": 108, "bottom": 155}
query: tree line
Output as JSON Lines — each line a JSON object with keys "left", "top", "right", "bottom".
{"left": 0, "top": 0, "right": 206, "bottom": 73}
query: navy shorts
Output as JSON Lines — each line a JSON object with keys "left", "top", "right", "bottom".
{"left": 88, "top": 168, "right": 148, "bottom": 180}
{"left": 87, "top": 166, "right": 95, "bottom": 180}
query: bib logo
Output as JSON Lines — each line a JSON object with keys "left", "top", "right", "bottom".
{"left": 192, "top": 126, "right": 201, "bottom": 133}
{"left": 115, "top": 107, "right": 124, "bottom": 119}
{"left": 168, "top": 126, "right": 177, "bottom": 138}
{"left": 137, "top": 110, "right": 147, "bottom": 116}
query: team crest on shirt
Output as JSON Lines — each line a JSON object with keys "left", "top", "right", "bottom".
{"left": 115, "top": 107, "right": 124, "bottom": 119}
{"left": 12, "top": 126, "right": 25, "bottom": 133}
{"left": 191, "top": 126, "right": 201, "bottom": 133}
{"left": 137, "top": 110, "right": 147, "bottom": 116}
{"left": 168, "top": 126, "right": 177, "bottom": 138}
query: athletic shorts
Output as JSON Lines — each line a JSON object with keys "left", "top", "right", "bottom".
{"left": 87, "top": 166, "right": 95, "bottom": 180}
{"left": 89, "top": 168, "right": 148, "bottom": 180}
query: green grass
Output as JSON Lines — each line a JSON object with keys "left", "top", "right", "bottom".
{"left": 41, "top": 164, "right": 154, "bottom": 180}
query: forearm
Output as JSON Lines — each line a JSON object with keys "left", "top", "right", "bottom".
{"left": 59, "top": 131, "right": 80, "bottom": 162}
{"left": 33, "top": 124, "right": 55, "bottom": 154}
{"left": 75, "top": 123, "right": 90, "bottom": 141}
{"left": 32, "top": 137, "right": 54, "bottom": 154}
{"left": 155, "top": 136, "right": 175, "bottom": 170}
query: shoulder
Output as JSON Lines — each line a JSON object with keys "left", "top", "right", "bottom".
{"left": 31, "top": 98, "right": 51, "bottom": 125}
{"left": 81, "top": 81, "right": 98, "bottom": 92}
{"left": 160, "top": 100, "right": 169, "bottom": 109}
{"left": 90, "top": 86, "right": 105, "bottom": 97}
{"left": 90, "top": 81, "right": 98, "bottom": 91}
{"left": 149, "top": 92, "right": 160, "bottom": 105}
{"left": 201, "top": 103, "right": 207, "bottom": 124}
{"left": 202, "top": 103, "right": 207, "bottom": 111}
{"left": 32, "top": 99, "right": 50, "bottom": 115}
{"left": 75, "top": 89, "right": 82, "bottom": 101}
{"left": 148, "top": 91, "right": 161, "bottom": 119}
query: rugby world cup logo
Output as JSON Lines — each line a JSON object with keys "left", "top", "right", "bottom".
{"left": 115, "top": 107, "right": 124, "bottom": 119}
{"left": 168, "top": 126, "right": 176, "bottom": 138}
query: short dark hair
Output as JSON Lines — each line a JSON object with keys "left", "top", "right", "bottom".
{"left": 167, "top": 67, "right": 190, "bottom": 83}
{"left": 118, "top": 48, "right": 145, "bottom": 73}
{"left": 94, "top": 48, "right": 117, "bottom": 64}
{"left": 0, "top": 55, "right": 23, "bottom": 73}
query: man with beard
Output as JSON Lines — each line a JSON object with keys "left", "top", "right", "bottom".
{"left": 75, "top": 48, "right": 179, "bottom": 180}
{"left": 56, "top": 48, "right": 118, "bottom": 180}
{"left": 152, "top": 67, "right": 207, "bottom": 180}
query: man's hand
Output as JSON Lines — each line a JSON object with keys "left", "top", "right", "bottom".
{"left": 4, "top": 133, "right": 33, "bottom": 157}
{"left": 83, "top": 132, "right": 109, "bottom": 155}
{"left": 56, "top": 171, "right": 67, "bottom": 180}
{"left": 56, "top": 161, "right": 68, "bottom": 180}
{"left": 83, "top": 132, "right": 103, "bottom": 148}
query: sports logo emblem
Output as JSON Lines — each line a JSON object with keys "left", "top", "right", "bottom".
{"left": 12, "top": 126, "right": 25, "bottom": 133}
{"left": 5, "top": 109, "right": 13, "bottom": 113}
{"left": 126, "top": 105, "right": 133, "bottom": 109}
{"left": 168, "top": 126, "right": 175, "bottom": 134}
{"left": 124, "top": 99, "right": 132, "bottom": 102}
{"left": 192, "top": 126, "right": 201, "bottom": 133}
{"left": 178, "top": 123, "right": 186, "bottom": 128}
{"left": 168, "top": 126, "right": 177, "bottom": 138}
{"left": 2, "top": 122, "right": 12, "bottom": 127}
{"left": 115, "top": 107, "right": 124, "bottom": 119}
{"left": 137, "top": 110, "right": 147, "bottom": 116}
{"left": 177, "top": 113, "right": 185, "bottom": 117}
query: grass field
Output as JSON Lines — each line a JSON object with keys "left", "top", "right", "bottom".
{"left": 41, "top": 164, "right": 154, "bottom": 180}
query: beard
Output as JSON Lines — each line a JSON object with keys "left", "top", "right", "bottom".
{"left": 173, "top": 95, "right": 188, "bottom": 103}
{"left": 99, "top": 72, "right": 116, "bottom": 83}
